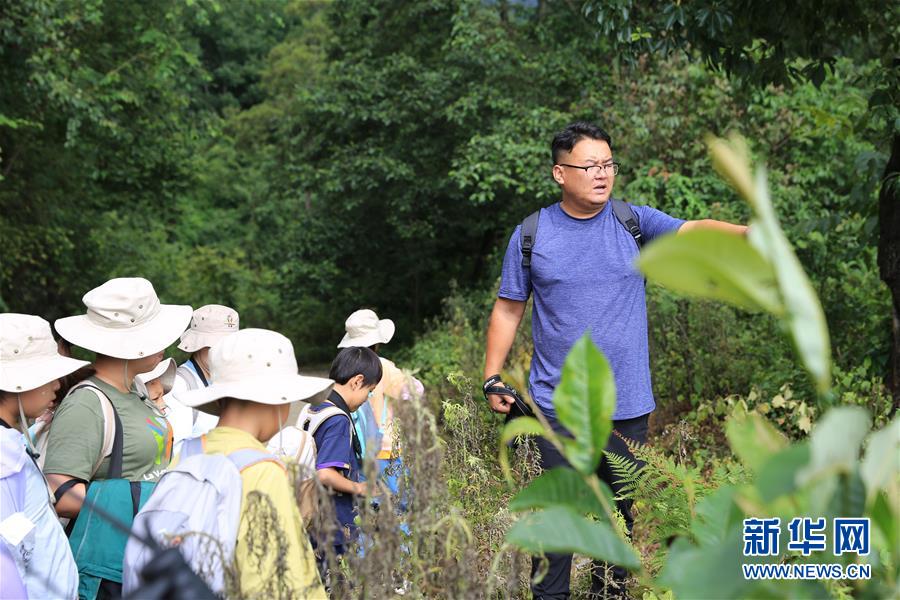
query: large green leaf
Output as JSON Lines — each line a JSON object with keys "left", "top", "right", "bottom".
{"left": 509, "top": 468, "right": 614, "bottom": 518}
{"left": 755, "top": 443, "right": 811, "bottom": 502}
{"left": 860, "top": 415, "right": 900, "bottom": 505}
{"left": 708, "top": 135, "right": 832, "bottom": 395}
{"left": 800, "top": 407, "right": 871, "bottom": 478}
{"left": 658, "top": 527, "right": 751, "bottom": 599}
{"left": 506, "top": 506, "right": 640, "bottom": 570}
{"left": 552, "top": 334, "right": 616, "bottom": 475}
{"left": 725, "top": 410, "right": 788, "bottom": 473}
{"left": 498, "top": 416, "right": 545, "bottom": 482}
{"left": 870, "top": 491, "right": 899, "bottom": 557}
{"left": 691, "top": 485, "right": 742, "bottom": 547}
{"left": 798, "top": 407, "right": 870, "bottom": 514}
{"left": 636, "top": 228, "right": 783, "bottom": 314}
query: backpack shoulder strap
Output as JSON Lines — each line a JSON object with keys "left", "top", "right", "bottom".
{"left": 180, "top": 436, "right": 205, "bottom": 460}
{"left": 520, "top": 209, "right": 541, "bottom": 268}
{"left": 300, "top": 405, "right": 350, "bottom": 438}
{"left": 610, "top": 198, "right": 643, "bottom": 248}
{"left": 176, "top": 363, "right": 203, "bottom": 392}
{"left": 227, "top": 448, "right": 284, "bottom": 473}
{"left": 67, "top": 382, "right": 124, "bottom": 480}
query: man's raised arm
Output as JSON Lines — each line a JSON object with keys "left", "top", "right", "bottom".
{"left": 679, "top": 219, "right": 749, "bottom": 236}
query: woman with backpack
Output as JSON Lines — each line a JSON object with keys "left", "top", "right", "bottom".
{"left": 124, "top": 328, "right": 331, "bottom": 598}
{"left": 43, "top": 277, "right": 191, "bottom": 600}
{"left": 0, "top": 313, "right": 89, "bottom": 599}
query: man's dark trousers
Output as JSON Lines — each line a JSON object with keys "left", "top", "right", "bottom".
{"left": 530, "top": 413, "right": 650, "bottom": 599}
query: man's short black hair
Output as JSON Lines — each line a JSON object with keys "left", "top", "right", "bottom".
{"left": 551, "top": 122, "right": 613, "bottom": 163}
{"left": 329, "top": 346, "right": 383, "bottom": 386}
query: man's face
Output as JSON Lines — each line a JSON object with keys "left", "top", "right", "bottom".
{"left": 552, "top": 138, "right": 615, "bottom": 210}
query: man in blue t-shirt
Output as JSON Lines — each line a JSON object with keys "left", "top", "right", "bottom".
{"left": 483, "top": 122, "right": 747, "bottom": 599}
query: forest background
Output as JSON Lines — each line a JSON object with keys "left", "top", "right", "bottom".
{"left": 1, "top": 0, "right": 897, "bottom": 597}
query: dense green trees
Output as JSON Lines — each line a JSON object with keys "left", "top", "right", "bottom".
{"left": 1, "top": 0, "right": 893, "bottom": 390}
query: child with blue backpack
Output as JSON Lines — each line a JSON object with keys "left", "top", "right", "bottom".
{"left": 298, "top": 346, "right": 382, "bottom": 559}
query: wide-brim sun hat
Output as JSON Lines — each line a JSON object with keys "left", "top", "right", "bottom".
{"left": 55, "top": 277, "right": 192, "bottom": 360}
{"left": 0, "top": 313, "right": 90, "bottom": 393}
{"left": 133, "top": 357, "right": 177, "bottom": 399}
{"left": 178, "top": 304, "right": 240, "bottom": 353}
{"left": 337, "top": 309, "right": 395, "bottom": 348}
{"left": 175, "top": 328, "right": 333, "bottom": 416}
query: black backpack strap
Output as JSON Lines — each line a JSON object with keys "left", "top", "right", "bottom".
{"left": 611, "top": 198, "right": 643, "bottom": 248}
{"left": 108, "top": 405, "right": 124, "bottom": 479}
{"left": 520, "top": 210, "right": 541, "bottom": 268}
{"left": 188, "top": 357, "right": 209, "bottom": 387}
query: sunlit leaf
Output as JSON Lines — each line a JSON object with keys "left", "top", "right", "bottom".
{"left": 637, "top": 229, "right": 782, "bottom": 313}
{"left": 726, "top": 410, "right": 788, "bottom": 473}
{"left": 860, "top": 415, "right": 899, "bottom": 505}
{"left": 551, "top": 334, "right": 616, "bottom": 475}
{"left": 506, "top": 506, "right": 640, "bottom": 570}
{"left": 510, "top": 468, "right": 613, "bottom": 518}
{"left": 707, "top": 135, "right": 832, "bottom": 394}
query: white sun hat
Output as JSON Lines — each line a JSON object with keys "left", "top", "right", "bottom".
{"left": 175, "top": 328, "right": 333, "bottom": 416}
{"left": 337, "top": 309, "right": 395, "bottom": 348}
{"left": 133, "top": 357, "right": 177, "bottom": 399}
{"left": 55, "top": 278, "right": 192, "bottom": 360}
{"left": 0, "top": 313, "right": 90, "bottom": 393}
{"left": 178, "top": 304, "right": 239, "bottom": 353}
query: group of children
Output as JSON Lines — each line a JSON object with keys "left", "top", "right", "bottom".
{"left": 0, "top": 277, "right": 419, "bottom": 599}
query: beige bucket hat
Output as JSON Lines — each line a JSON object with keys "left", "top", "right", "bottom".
{"left": 175, "top": 328, "right": 333, "bottom": 416}
{"left": 337, "top": 309, "right": 395, "bottom": 348}
{"left": 178, "top": 304, "right": 239, "bottom": 353}
{"left": 133, "top": 357, "right": 177, "bottom": 399}
{"left": 0, "top": 313, "right": 90, "bottom": 393}
{"left": 55, "top": 278, "right": 192, "bottom": 360}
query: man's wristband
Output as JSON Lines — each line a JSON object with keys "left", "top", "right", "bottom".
{"left": 483, "top": 374, "right": 502, "bottom": 394}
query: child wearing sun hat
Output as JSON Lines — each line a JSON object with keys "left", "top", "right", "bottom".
{"left": 166, "top": 304, "right": 240, "bottom": 453}
{"left": 43, "top": 277, "right": 191, "bottom": 599}
{"left": 170, "top": 328, "right": 330, "bottom": 598}
{"left": 134, "top": 357, "right": 177, "bottom": 414}
{"left": 338, "top": 309, "right": 423, "bottom": 501}
{"left": 0, "top": 313, "right": 90, "bottom": 599}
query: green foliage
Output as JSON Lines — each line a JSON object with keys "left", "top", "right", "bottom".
{"left": 605, "top": 440, "right": 731, "bottom": 572}
{"left": 551, "top": 333, "right": 616, "bottom": 475}
{"left": 2, "top": 1, "right": 890, "bottom": 379}
{"left": 638, "top": 228, "right": 781, "bottom": 313}
{"left": 499, "top": 333, "right": 635, "bottom": 569}
{"left": 507, "top": 506, "right": 640, "bottom": 571}
{"left": 655, "top": 410, "right": 900, "bottom": 599}
{"left": 724, "top": 409, "right": 788, "bottom": 473}
{"left": 510, "top": 467, "right": 611, "bottom": 517}
{"left": 581, "top": 0, "right": 898, "bottom": 104}
{"left": 639, "top": 135, "right": 833, "bottom": 395}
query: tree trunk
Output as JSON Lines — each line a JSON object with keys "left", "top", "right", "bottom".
{"left": 877, "top": 132, "right": 900, "bottom": 402}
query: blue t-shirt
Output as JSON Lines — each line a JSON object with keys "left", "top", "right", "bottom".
{"left": 311, "top": 401, "right": 362, "bottom": 547}
{"left": 499, "top": 201, "right": 685, "bottom": 420}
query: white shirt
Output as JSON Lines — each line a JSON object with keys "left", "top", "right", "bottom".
{"left": 0, "top": 427, "right": 78, "bottom": 599}
{"left": 166, "top": 361, "right": 218, "bottom": 455}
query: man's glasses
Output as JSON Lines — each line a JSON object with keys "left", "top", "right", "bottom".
{"left": 558, "top": 162, "right": 620, "bottom": 176}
